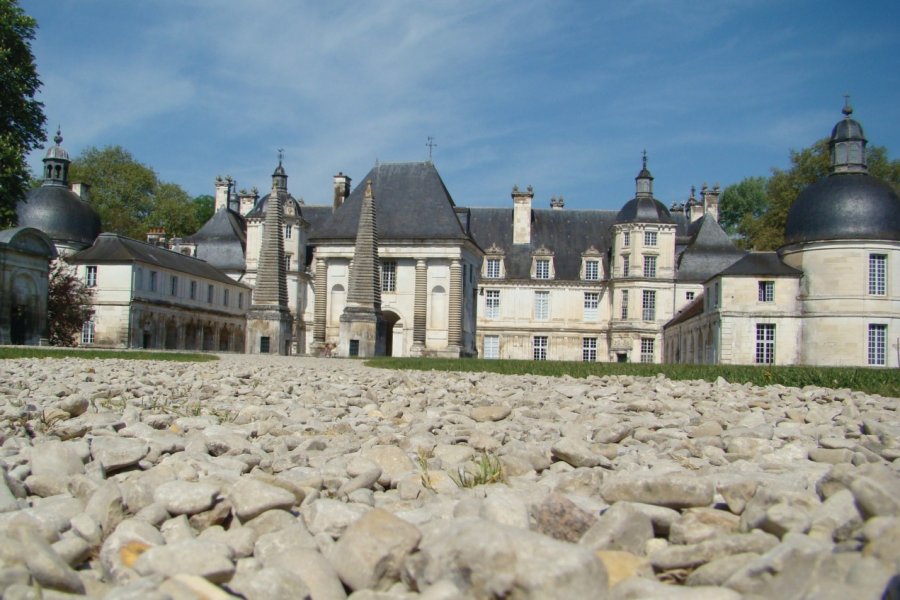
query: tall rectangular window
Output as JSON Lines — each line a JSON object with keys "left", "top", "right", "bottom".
{"left": 582, "top": 337, "right": 597, "bottom": 362}
{"left": 642, "top": 289, "right": 656, "bottom": 321}
{"left": 644, "top": 231, "right": 657, "bottom": 247}
{"left": 583, "top": 292, "right": 599, "bottom": 321}
{"left": 643, "top": 256, "right": 657, "bottom": 278}
{"left": 623, "top": 231, "right": 630, "bottom": 247}
{"left": 486, "top": 258, "right": 501, "bottom": 279}
{"left": 758, "top": 280, "right": 774, "bottom": 302}
{"left": 382, "top": 260, "right": 396, "bottom": 292}
{"left": 170, "top": 275, "right": 178, "bottom": 297}
{"left": 640, "top": 338, "right": 655, "bottom": 363}
{"left": 622, "top": 255, "right": 630, "bottom": 277}
{"left": 207, "top": 284, "right": 214, "bottom": 304}
{"left": 81, "top": 319, "right": 95, "bottom": 345}
{"left": 223, "top": 289, "right": 229, "bottom": 306}
{"left": 868, "top": 324, "right": 886, "bottom": 366}
{"left": 484, "top": 335, "right": 500, "bottom": 359}
{"left": 533, "top": 336, "right": 548, "bottom": 361}
{"left": 584, "top": 260, "right": 599, "bottom": 281}
{"left": 485, "top": 289, "right": 500, "bottom": 319}
{"left": 85, "top": 266, "right": 98, "bottom": 288}
{"left": 284, "top": 255, "right": 292, "bottom": 273}
{"left": 150, "top": 271, "right": 158, "bottom": 292}
{"left": 869, "top": 254, "right": 886, "bottom": 295}
{"left": 534, "top": 291, "right": 550, "bottom": 320}
{"left": 535, "top": 259, "right": 550, "bottom": 280}
{"left": 190, "top": 280, "right": 197, "bottom": 300}
{"left": 134, "top": 267, "right": 143, "bottom": 290}
{"left": 284, "top": 224, "right": 292, "bottom": 239}
{"left": 621, "top": 289, "right": 629, "bottom": 319}
{"left": 238, "top": 292, "right": 244, "bottom": 309}
{"left": 755, "top": 324, "right": 776, "bottom": 364}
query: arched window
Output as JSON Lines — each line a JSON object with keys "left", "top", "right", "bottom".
{"left": 330, "top": 284, "right": 346, "bottom": 325}
{"left": 430, "top": 285, "right": 446, "bottom": 329}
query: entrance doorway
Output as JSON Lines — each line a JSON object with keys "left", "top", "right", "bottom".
{"left": 382, "top": 310, "right": 402, "bottom": 357}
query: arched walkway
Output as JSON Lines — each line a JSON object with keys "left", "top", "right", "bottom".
{"left": 383, "top": 310, "right": 402, "bottom": 357}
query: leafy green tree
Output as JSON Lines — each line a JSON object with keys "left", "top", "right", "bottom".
{"left": 743, "top": 139, "right": 899, "bottom": 250}
{"left": 47, "top": 260, "right": 93, "bottom": 346}
{"left": 68, "top": 145, "right": 201, "bottom": 240}
{"left": 719, "top": 176, "right": 768, "bottom": 241}
{"left": 0, "top": 0, "right": 46, "bottom": 227}
{"left": 193, "top": 194, "right": 215, "bottom": 226}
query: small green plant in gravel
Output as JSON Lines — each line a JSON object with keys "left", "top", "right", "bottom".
{"left": 450, "top": 452, "right": 505, "bottom": 488}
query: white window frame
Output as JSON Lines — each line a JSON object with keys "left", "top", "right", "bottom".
{"left": 382, "top": 260, "right": 397, "bottom": 292}
{"left": 642, "top": 289, "right": 656, "bottom": 321}
{"left": 758, "top": 280, "right": 774, "bottom": 302}
{"left": 868, "top": 324, "right": 886, "bottom": 366}
{"left": 621, "top": 289, "right": 629, "bottom": 319}
{"left": 643, "top": 255, "right": 657, "bottom": 278}
{"left": 485, "top": 289, "right": 500, "bottom": 319}
{"left": 170, "top": 275, "right": 178, "bottom": 297}
{"left": 534, "top": 258, "right": 551, "bottom": 280}
{"left": 584, "top": 260, "right": 599, "bottom": 281}
{"left": 284, "top": 254, "right": 292, "bottom": 273}
{"left": 582, "top": 337, "right": 597, "bottom": 362}
{"left": 534, "top": 290, "right": 550, "bottom": 321}
{"left": 623, "top": 230, "right": 630, "bottom": 247}
{"left": 640, "top": 338, "right": 655, "bottom": 363}
{"left": 622, "top": 255, "right": 630, "bottom": 277}
{"left": 223, "top": 289, "right": 229, "bottom": 307}
{"left": 755, "top": 323, "right": 776, "bottom": 364}
{"left": 285, "top": 224, "right": 292, "bottom": 239}
{"left": 484, "top": 334, "right": 500, "bottom": 359}
{"left": 869, "top": 254, "right": 886, "bottom": 295}
{"left": 533, "top": 336, "right": 548, "bottom": 361}
{"left": 207, "top": 284, "right": 214, "bottom": 304}
{"left": 81, "top": 319, "right": 95, "bottom": 345}
{"left": 485, "top": 258, "right": 502, "bottom": 279}
{"left": 583, "top": 292, "right": 599, "bottom": 321}
{"left": 85, "top": 266, "right": 98, "bottom": 288}
{"left": 644, "top": 231, "right": 657, "bottom": 247}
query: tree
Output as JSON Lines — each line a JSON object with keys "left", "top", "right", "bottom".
{"left": 742, "top": 139, "right": 900, "bottom": 250}
{"left": 719, "top": 176, "right": 768, "bottom": 243}
{"left": 0, "top": 0, "right": 46, "bottom": 227}
{"left": 68, "top": 145, "right": 201, "bottom": 240}
{"left": 47, "top": 260, "right": 93, "bottom": 346}
{"left": 193, "top": 194, "right": 215, "bottom": 225}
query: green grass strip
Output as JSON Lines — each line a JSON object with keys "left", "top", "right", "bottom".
{"left": 365, "top": 357, "right": 899, "bottom": 398}
{"left": 0, "top": 347, "right": 218, "bottom": 362}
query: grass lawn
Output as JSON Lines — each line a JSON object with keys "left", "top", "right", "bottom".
{"left": 0, "top": 347, "right": 218, "bottom": 362}
{"left": 366, "top": 357, "right": 899, "bottom": 398}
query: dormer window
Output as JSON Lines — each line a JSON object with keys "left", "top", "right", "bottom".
{"left": 531, "top": 246, "right": 555, "bottom": 280}
{"left": 486, "top": 258, "right": 502, "bottom": 278}
{"left": 483, "top": 244, "right": 505, "bottom": 279}
{"left": 581, "top": 245, "right": 602, "bottom": 281}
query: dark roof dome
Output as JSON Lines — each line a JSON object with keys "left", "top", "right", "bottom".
{"left": 16, "top": 127, "right": 101, "bottom": 249}
{"left": 18, "top": 185, "right": 101, "bottom": 249}
{"left": 784, "top": 103, "right": 900, "bottom": 245}
{"left": 615, "top": 152, "right": 674, "bottom": 224}
{"left": 246, "top": 192, "right": 303, "bottom": 219}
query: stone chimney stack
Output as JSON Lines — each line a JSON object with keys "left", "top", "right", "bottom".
{"left": 146, "top": 227, "right": 167, "bottom": 247}
{"left": 214, "top": 176, "right": 232, "bottom": 212}
{"left": 239, "top": 188, "right": 258, "bottom": 215}
{"left": 70, "top": 182, "right": 90, "bottom": 202}
{"left": 333, "top": 172, "right": 351, "bottom": 212}
{"left": 690, "top": 184, "right": 707, "bottom": 223}
{"left": 550, "top": 195, "right": 565, "bottom": 210}
{"left": 512, "top": 184, "right": 534, "bottom": 245}
{"left": 702, "top": 183, "right": 721, "bottom": 222}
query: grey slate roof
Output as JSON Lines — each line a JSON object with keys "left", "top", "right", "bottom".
{"left": 245, "top": 193, "right": 304, "bottom": 219}
{"left": 615, "top": 197, "right": 674, "bottom": 224}
{"left": 675, "top": 215, "right": 746, "bottom": 283}
{"left": 184, "top": 208, "right": 247, "bottom": 272}
{"left": 18, "top": 184, "right": 101, "bottom": 249}
{"left": 665, "top": 294, "right": 705, "bottom": 328}
{"left": 717, "top": 252, "right": 802, "bottom": 278}
{"left": 309, "top": 162, "right": 470, "bottom": 243}
{"left": 68, "top": 233, "right": 248, "bottom": 288}
{"left": 302, "top": 206, "right": 334, "bottom": 232}
{"left": 468, "top": 208, "right": 618, "bottom": 280}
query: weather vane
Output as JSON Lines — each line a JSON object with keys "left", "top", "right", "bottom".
{"left": 277, "top": 148, "right": 284, "bottom": 164}
{"left": 426, "top": 136, "right": 437, "bottom": 161}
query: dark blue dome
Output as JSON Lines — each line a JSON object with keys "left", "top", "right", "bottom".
{"left": 615, "top": 197, "right": 674, "bottom": 224}
{"left": 18, "top": 185, "right": 101, "bottom": 249}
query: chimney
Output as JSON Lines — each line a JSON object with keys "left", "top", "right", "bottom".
{"left": 702, "top": 183, "right": 721, "bottom": 222}
{"left": 333, "top": 172, "right": 351, "bottom": 212}
{"left": 146, "top": 227, "right": 167, "bottom": 247}
{"left": 214, "top": 175, "right": 232, "bottom": 212}
{"left": 512, "top": 184, "right": 534, "bottom": 245}
{"left": 550, "top": 195, "right": 565, "bottom": 210}
{"left": 690, "top": 184, "right": 707, "bottom": 223}
{"left": 70, "top": 182, "right": 90, "bottom": 202}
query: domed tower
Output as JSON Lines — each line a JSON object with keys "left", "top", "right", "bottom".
{"left": 16, "top": 128, "right": 101, "bottom": 255}
{"left": 780, "top": 101, "right": 899, "bottom": 366}
{"left": 609, "top": 152, "right": 677, "bottom": 363}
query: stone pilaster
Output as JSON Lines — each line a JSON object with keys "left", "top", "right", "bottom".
{"left": 448, "top": 259, "right": 462, "bottom": 348}
{"left": 412, "top": 258, "right": 427, "bottom": 350}
{"left": 313, "top": 256, "right": 327, "bottom": 347}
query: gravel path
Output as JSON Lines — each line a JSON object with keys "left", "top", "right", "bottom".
{"left": 0, "top": 355, "right": 898, "bottom": 599}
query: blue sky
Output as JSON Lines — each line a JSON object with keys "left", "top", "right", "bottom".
{"left": 24, "top": 0, "right": 900, "bottom": 212}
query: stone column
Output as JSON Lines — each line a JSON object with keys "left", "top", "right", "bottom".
{"left": 313, "top": 257, "right": 327, "bottom": 348}
{"left": 412, "top": 259, "right": 427, "bottom": 350}
{"left": 448, "top": 259, "right": 462, "bottom": 349}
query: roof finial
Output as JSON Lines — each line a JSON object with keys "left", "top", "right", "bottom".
{"left": 842, "top": 94, "right": 853, "bottom": 117}
{"left": 277, "top": 148, "right": 284, "bottom": 165}
{"left": 642, "top": 149, "right": 647, "bottom": 169}
{"left": 426, "top": 136, "right": 437, "bottom": 161}
{"left": 54, "top": 126, "right": 63, "bottom": 146}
